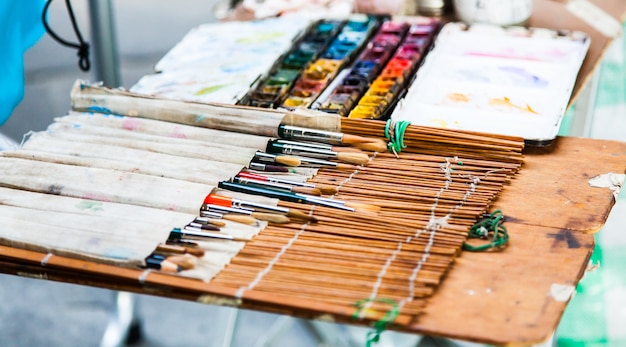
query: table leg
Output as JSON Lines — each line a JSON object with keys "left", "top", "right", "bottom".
{"left": 99, "top": 291, "right": 142, "bottom": 347}
{"left": 87, "top": 0, "right": 122, "bottom": 87}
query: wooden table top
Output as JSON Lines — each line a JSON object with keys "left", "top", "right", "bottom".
{"left": 1, "top": 136, "right": 623, "bottom": 346}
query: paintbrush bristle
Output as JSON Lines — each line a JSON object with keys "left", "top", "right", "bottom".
{"left": 184, "top": 247, "right": 206, "bottom": 257}
{"left": 275, "top": 155, "right": 301, "bottom": 167}
{"left": 353, "top": 141, "right": 388, "bottom": 153}
{"left": 336, "top": 152, "right": 370, "bottom": 165}
{"left": 167, "top": 254, "right": 198, "bottom": 270}
{"left": 291, "top": 186, "right": 322, "bottom": 196}
{"left": 345, "top": 201, "right": 382, "bottom": 213}
{"left": 286, "top": 209, "right": 318, "bottom": 223}
{"left": 342, "top": 133, "right": 381, "bottom": 144}
{"left": 332, "top": 146, "right": 364, "bottom": 153}
{"left": 206, "top": 220, "right": 227, "bottom": 227}
{"left": 252, "top": 212, "right": 291, "bottom": 224}
{"left": 315, "top": 184, "right": 338, "bottom": 195}
{"left": 223, "top": 214, "right": 258, "bottom": 225}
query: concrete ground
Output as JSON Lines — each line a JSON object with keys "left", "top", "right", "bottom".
{"left": 0, "top": 1, "right": 624, "bottom": 346}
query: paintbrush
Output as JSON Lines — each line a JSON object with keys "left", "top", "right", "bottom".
{"left": 199, "top": 210, "right": 258, "bottom": 225}
{"left": 254, "top": 151, "right": 357, "bottom": 170}
{"left": 266, "top": 140, "right": 370, "bottom": 165}
{"left": 202, "top": 204, "right": 292, "bottom": 224}
{"left": 237, "top": 172, "right": 338, "bottom": 195}
{"left": 294, "top": 156, "right": 359, "bottom": 170}
{"left": 165, "top": 254, "right": 198, "bottom": 270}
{"left": 248, "top": 162, "right": 298, "bottom": 173}
{"left": 193, "top": 217, "right": 226, "bottom": 227}
{"left": 186, "top": 222, "right": 221, "bottom": 231}
{"left": 170, "top": 227, "right": 250, "bottom": 242}
{"left": 155, "top": 243, "right": 205, "bottom": 257}
{"left": 277, "top": 124, "right": 384, "bottom": 146}
{"left": 205, "top": 194, "right": 317, "bottom": 223}
{"left": 218, "top": 181, "right": 355, "bottom": 211}
{"left": 274, "top": 139, "right": 385, "bottom": 153}
{"left": 253, "top": 151, "right": 301, "bottom": 167}
{"left": 145, "top": 255, "right": 181, "bottom": 273}
{"left": 232, "top": 176, "right": 322, "bottom": 196}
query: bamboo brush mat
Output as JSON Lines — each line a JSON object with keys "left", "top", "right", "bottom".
{"left": 0, "top": 109, "right": 524, "bottom": 323}
{"left": 209, "top": 119, "right": 524, "bottom": 320}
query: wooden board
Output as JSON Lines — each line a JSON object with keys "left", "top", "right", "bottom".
{"left": 496, "top": 136, "right": 626, "bottom": 232}
{"left": 0, "top": 136, "right": 623, "bottom": 346}
{"left": 406, "top": 136, "right": 626, "bottom": 346}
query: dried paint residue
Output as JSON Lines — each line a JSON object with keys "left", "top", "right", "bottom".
{"left": 488, "top": 96, "right": 537, "bottom": 114}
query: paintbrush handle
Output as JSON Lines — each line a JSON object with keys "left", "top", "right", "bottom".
{"left": 218, "top": 181, "right": 307, "bottom": 203}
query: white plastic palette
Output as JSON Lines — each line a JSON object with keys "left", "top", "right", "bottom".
{"left": 391, "top": 22, "right": 590, "bottom": 145}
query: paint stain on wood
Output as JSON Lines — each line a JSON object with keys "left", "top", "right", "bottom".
{"left": 547, "top": 229, "right": 581, "bottom": 249}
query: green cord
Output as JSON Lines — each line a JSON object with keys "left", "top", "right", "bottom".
{"left": 384, "top": 120, "right": 411, "bottom": 155}
{"left": 463, "top": 210, "right": 509, "bottom": 251}
{"left": 353, "top": 298, "right": 400, "bottom": 347}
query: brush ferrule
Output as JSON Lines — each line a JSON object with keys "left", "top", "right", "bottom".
{"left": 296, "top": 156, "right": 339, "bottom": 167}
{"left": 237, "top": 172, "right": 315, "bottom": 188}
{"left": 199, "top": 211, "right": 224, "bottom": 219}
{"left": 296, "top": 194, "right": 346, "bottom": 205}
{"left": 275, "top": 139, "right": 333, "bottom": 150}
{"left": 267, "top": 141, "right": 337, "bottom": 159}
{"left": 178, "top": 227, "right": 234, "bottom": 240}
{"left": 253, "top": 151, "right": 278, "bottom": 163}
{"left": 278, "top": 125, "right": 344, "bottom": 145}
{"left": 234, "top": 177, "right": 294, "bottom": 192}
{"left": 202, "top": 204, "right": 253, "bottom": 215}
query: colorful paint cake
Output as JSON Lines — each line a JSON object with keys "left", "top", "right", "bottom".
{"left": 240, "top": 15, "right": 440, "bottom": 119}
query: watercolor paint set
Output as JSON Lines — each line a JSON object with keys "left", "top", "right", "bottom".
{"left": 390, "top": 22, "right": 591, "bottom": 145}
{"left": 238, "top": 15, "right": 440, "bottom": 117}
{"left": 318, "top": 21, "right": 437, "bottom": 119}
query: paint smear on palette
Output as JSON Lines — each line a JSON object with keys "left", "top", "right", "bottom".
{"left": 498, "top": 66, "right": 548, "bottom": 88}
{"left": 454, "top": 66, "right": 548, "bottom": 88}
{"left": 428, "top": 119, "right": 460, "bottom": 128}
{"left": 236, "top": 32, "right": 285, "bottom": 45}
{"left": 444, "top": 93, "right": 538, "bottom": 115}
{"left": 194, "top": 84, "right": 228, "bottom": 96}
{"left": 465, "top": 46, "right": 571, "bottom": 63}
{"left": 488, "top": 96, "right": 538, "bottom": 114}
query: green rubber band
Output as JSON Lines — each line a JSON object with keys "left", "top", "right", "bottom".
{"left": 352, "top": 298, "right": 400, "bottom": 347}
{"left": 384, "top": 120, "right": 411, "bottom": 154}
{"left": 395, "top": 121, "right": 409, "bottom": 150}
{"left": 464, "top": 210, "right": 509, "bottom": 252}
{"left": 384, "top": 120, "right": 392, "bottom": 141}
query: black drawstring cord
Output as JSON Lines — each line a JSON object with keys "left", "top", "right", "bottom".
{"left": 42, "top": 0, "right": 91, "bottom": 71}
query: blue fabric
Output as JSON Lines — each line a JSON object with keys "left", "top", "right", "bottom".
{"left": 0, "top": 1, "right": 46, "bottom": 125}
